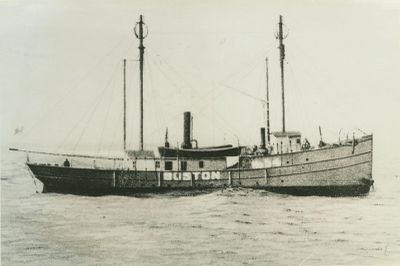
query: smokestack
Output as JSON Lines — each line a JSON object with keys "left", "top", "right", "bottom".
{"left": 182, "top": 112, "right": 192, "bottom": 149}
{"left": 260, "top": 127, "right": 266, "bottom": 149}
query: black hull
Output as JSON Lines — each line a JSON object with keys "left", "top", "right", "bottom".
{"left": 264, "top": 185, "right": 371, "bottom": 197}
{"left": 41, "top": 185, "right": 221, "bottom": 197}
{"left": 30, "top": 169, "right": 372, "bottom": 197}
{"left": 39, "top": 181, "right": 370, "bottom": 197}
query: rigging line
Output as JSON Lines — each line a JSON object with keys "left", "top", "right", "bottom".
{"left": 99, "top": 43, "right": 133, "bottom": 154}
{"left": 155, "top": 44, "right": 268, "bottom": 113}
{"left": 197, "top": 83, "right": 231, "bottom": 106}
{"left": 55, "top": 98, "right": 98, "bottom": 153}
{"left": 256, "top": 63, "right": 268, "bottom": 128}
{"left": 149, "top": 40, "right": 274, "bottom": 108}
{"left": 228, "top": 58, "right": 265, "bottom": 86}
{"left": 107, "top": 106, "right": 123, "bottom": 157}
{"left": 217, "top": 39, "right": 276, "bottom": 85}
{"left": 285, "top": 54, "right": 312, "bottom": 131}
{"left": 197, "top": 104, "right": 252, "bottom": 145}
{"left": 146, "top": 54, "right": 191, "bottom": 103}
{"left": 204, "top": 65, "right": 266, "bottom": 145}
{"left": 223, "top": 46, "right": 272, "bottom": 84}
{"left": 97, "top": 69, "right": 119, "bottom": 152}
{"left": 219, "top": 84, "right": 265, "bottom": 103}
{"left": 55, "top": 60, "right": 120, "bottom": 152}
{"left": 71, "top": 60, "right": 122, "bottom": 152}
{"left": 104, "top": 102, "right": 120, "bottom": 156}
{"left": 195, "top": 111, "right": 235, "bottom": 144}
{"left": 144, "top": 53, "right": 164, "bottom": 137}
{"left": 137, "top": 49, "right": 275, "bottom": 141}
{"left": 178, "top": 82, "right": 234, "bottom": 123}
{"left": 154, "top": 78, "right": 229, "bottom": 119}
{"left": 187, "top": 84, "right": 238, "bottom": 126}
{"left": 211, "top": 108, "right": 253, "bottom": 145}
{"left": 285, "top": 52, "right": 347, "bottom": 125}
{"left": 144, "top": 54, "right": 159, "bottom": 114}
{"left": 286, "top": 49, "right": 322, "bottom": 96}
{"left": 143, "top": 56, "right": 158, "bottom": 146}
{"left": 72, "top": 60, "right": 121, "bottom": 151}
{"left": 147, "top": 45, "right": 197, "bottom": 93}
{"left": 126, "top": 59, "right": 139, "bottom": 149}
{"left": 184, "top": 56, "right": 264, "bottom": 110}
{"left": 140, "top": 84, "right": 228, "bottom": 141}
{"left": 289, "top": 37, "right": 332, "bottom": 87}
{"left": 10, "top": 148, "right": 124, "bottom": 160}
{"left": 113, "top": 99, "right": 125, "bottom": 154}
{"left": 184, "top": 82, "right": 227, "bottom": 115}
{"left": 22, "top": 34, "right": 131, "bottom": 138}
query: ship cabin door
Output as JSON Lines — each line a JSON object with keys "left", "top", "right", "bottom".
{"left": 180, "top": 161, "right": 187, "bottom": 171}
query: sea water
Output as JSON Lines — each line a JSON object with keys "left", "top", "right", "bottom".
{"left": 2, "top": 151, "right": 400, "bottom": 265}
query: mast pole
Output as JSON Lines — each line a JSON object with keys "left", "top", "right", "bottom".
{"left": 266, "top": 57, "right": 271, "bottom": 145}
{"left": 278, "top": 15, "right": 286, "bottom": 133}
{"left": 137, "top": 15, "right": 146, "bottom": 151}
{"left": 123, "top": 59, "right": 127, "bottom": 151}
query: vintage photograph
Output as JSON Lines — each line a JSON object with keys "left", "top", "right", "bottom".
{"left": 1, "top": 0, "right": 399, "bottom": 265}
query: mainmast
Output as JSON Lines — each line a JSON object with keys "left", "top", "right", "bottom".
{"left": 134, "top": 15, "right": 148, "bottom": 151}
{"left": 277, "top": 15, "right": 287, "bottom": 133}
{"left": 265, "top": 57, "right": 271, "bottom": 145}
{"left": 123, "top": 59, "right": 127, "bottom": 151}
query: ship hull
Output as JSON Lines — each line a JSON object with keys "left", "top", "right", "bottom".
{"left": 27, "top": 135, "right": 373, "bottom": 197}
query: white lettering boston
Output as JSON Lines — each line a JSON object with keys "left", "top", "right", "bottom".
{"left": 163, "top": 171, "right": 221, "bottom": 181}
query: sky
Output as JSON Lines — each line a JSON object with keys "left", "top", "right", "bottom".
{"left": 1, "top": 0, "right": 399, "bottom": 175}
